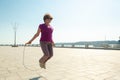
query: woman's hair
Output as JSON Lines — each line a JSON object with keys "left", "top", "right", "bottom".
{"left": 43, "top": 13, "right": 53, "bottom": 22}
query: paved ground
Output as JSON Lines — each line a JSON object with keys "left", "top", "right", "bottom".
{"left": 0, "top": 46, "right": 120, "bottom": 80}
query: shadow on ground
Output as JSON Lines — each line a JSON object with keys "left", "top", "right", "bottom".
{"left": 29, "top": 76, "right": 47, "bottom": 80}
{"left": 29, "top": 76, "right": 40, "bottom": 80}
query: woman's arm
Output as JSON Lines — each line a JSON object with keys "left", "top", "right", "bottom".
{"left": 25, "top": 28, "right": 41, "bottom": 45}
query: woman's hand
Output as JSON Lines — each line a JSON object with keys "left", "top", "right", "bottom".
{"left": 52, "top": 42, "right": 55, "bottom": 47}
{"left": 25, "top": 41, "right": 32, "bottom": 46}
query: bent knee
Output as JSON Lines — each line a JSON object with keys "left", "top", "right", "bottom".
{"left": 43, "top": 54, "right": 53, "bottom": 58}
{"left": 48, "top": 55, "right": 53, "bottom": 59}
{"left": 43, "top": 55, "right": 50, "bottom": 58}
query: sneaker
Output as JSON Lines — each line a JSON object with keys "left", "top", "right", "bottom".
{"left": 43, "top": 63, "right": 46, "bottom": 69}
{"left": 39, "top": 63, "right": 46, "bottom": 69}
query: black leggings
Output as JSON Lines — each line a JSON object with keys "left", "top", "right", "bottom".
{"left": 40, "top": 41, "right": 53, "bottom": 57}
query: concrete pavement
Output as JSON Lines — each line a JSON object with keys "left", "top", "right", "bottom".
{"left": 0, "top": 46, "right": 120, "bottom": 80}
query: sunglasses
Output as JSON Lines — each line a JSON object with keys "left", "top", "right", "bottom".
{"left": 47, "top": 18, "right": 53, "bottom": 20}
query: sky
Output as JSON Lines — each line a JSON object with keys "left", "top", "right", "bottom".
{"left": 0, "top": 0, "right": 120, "bottom": 44}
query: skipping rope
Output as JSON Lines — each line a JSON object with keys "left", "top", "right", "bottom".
{"left": 23, "top": 46, "right": 48, "bottom": 80}
{"left": 22, "top": 45, "right": 39, "bottom": 71}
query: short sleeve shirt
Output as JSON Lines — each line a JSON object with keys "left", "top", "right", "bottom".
{"left": 39, "top": 23, "right": 53, "bottom": 42}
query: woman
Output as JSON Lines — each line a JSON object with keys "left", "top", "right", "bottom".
{"left": 25, "top": 14, "right": 54, "bottom": 69}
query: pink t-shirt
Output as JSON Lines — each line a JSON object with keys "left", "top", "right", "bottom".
{"left": 39, "top": 23, "right": 53, "bottom": 43}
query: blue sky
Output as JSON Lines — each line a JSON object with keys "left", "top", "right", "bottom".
{"left": 0, "top": 0, "right": 120, "bottom": 44}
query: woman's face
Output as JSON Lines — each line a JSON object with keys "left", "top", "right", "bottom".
{"left": 45, "top": 18, "right": 52, "bottom": 24}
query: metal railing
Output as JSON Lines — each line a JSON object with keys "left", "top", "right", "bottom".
{"left": 0, "top": 43, "right": 120, "bottom": 50}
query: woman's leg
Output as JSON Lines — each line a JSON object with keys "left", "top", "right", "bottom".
{"left": 45, "top": 43, "right": 53, "bottom": 62}
{"left": 39, "top": 41, "right": 50, "bottom": 64}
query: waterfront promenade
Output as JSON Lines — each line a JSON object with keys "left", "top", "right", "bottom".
{"left": 0, "top": 46, "right": 120, "bottom": 80}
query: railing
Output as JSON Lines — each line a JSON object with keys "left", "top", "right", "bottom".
{"left": 0, "top": 44, "right": 120, "bottom": 50}
{"left": 55, "top": 44, "right": 120, "bottom": 50}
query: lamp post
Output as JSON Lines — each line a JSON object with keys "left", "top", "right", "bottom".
{"left": 12, "top": 23, "right": 18, "bottom": 47}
